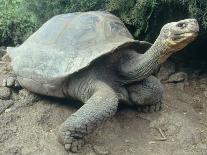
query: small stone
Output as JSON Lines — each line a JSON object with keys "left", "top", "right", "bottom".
{"left": 0, "top": 100, "right": 14, "bottom": 114}
{"left": 204, "top": 91, "right": 207, "bottom": 98}
{"left": 125, "top": 139, "right": 130, "bottom": 143}
{"left": 64, "top": 144, "right": 71, "bottom": 151}
{"left": 157, "top": 61, "right": 175, "bottom": 81}
{"left": 0, "top": 46, "right": 6, "bottom": 58}
{"left": 128, "top": 147, "right": 135, "bottom": 153}
{"left": 167, "top": 72, "right": 188, "bottom": 83}
{"left": 2, "top": 147, "right": 22, "bottom": 155}
{"left": 5, "top": 108, "right": 11, "bottom": 113}
{"left": 93, "top": 145, "right": 109, "bottom": 155}
{"left": 148, "top": 141, "right": 156, "bottom": 144}
{"left": 1, "top": 53, "right": 11, "bottom": 62}
{"left": 0, "top": 87, "right": 11, "bottom": 100}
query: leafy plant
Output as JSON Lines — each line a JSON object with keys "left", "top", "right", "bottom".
{"left": 0, "top": 0, "right": 207, "bottom": 46}
{"left": 0, "top": 0, "right": 38, "bottom": 45}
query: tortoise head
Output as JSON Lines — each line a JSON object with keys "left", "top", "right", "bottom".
{"left": 159, "top": 19, "right": 199, "bottom": 63}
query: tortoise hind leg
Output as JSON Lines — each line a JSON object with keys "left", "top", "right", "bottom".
{"left": 127, "top": 76, "right": 164, "bottom": 113}
{"left": 58, "top": 82, "right": 118, "bottom": 152}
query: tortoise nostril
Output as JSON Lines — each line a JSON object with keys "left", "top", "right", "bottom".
{"left": 192, "top": 19, "right": 198, "bottom": 23}
{"left": 190, "top": 19, "right": 199, "bottom": 26}
{"left": 189, "top": 20, "right": 199, "bottom": 32}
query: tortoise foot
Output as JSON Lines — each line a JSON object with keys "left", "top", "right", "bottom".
{"left": 137, "top": 101, "right": 162, "bottom": 113}
{"left": 2, "top": 75, "right": 21, "bottom": 89}
{"left": 58, "top": 126, "right": 84, "bottom": 153}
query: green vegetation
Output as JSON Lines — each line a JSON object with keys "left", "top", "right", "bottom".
{"left": 0, "top": 0, "right": 38, "bottom": 45}
{"left": 0, "top": 0, "right": 207, "bottom": 45}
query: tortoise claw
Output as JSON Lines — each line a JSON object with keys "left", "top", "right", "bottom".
{"left": 58, "top": 127, "right": 84, "bottom": 153}
{"left": 137, "top": 101, "right": 162, "bottom": 113}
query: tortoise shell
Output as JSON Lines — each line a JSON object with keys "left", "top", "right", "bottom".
{"left": 8, "top": 11, "right": 151, "bottom": 85}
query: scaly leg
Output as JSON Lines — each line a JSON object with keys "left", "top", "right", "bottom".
{"left": 58, "top": 82, "right": 118, "bottom": 152}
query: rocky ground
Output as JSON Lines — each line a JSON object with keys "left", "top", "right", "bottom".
{"left": 0, "top": 46, "right": 207, "bottom": 155}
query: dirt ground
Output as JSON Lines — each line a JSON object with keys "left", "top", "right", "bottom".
{"left": 0, "top": 56, "right": 207, "bottom": 155}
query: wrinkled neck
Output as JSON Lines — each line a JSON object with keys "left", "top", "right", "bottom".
{"left": 144, "top": 36, "right": 169, "bottom": 62}
{"left": 119, "top": 35, "right": 172, "bottom": 82}
{"left": 133, "top": 36, "right": 169, "bottom": 80}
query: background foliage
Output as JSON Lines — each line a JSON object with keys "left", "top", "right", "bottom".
{"left": 0, "top": 0, "right": 38, "bottom": 45}
{"left": 0, "top": 0, "right": 207, "bottom": 45}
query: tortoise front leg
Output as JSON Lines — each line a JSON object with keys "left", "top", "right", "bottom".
{"left": 58, "top": 82, "right": 118, "bottom": 152}
{"left": 127, "top": 76, "right": 164, "bottom": 113}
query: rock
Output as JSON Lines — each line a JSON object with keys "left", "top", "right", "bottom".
{"left": 167, "top": 72, "right": 188, "bottom": 83}
{"left": 1, "top": 147, "right": 22, "bottom": 155}
{"left": 0, "top": 46, "right": 6, "bottom": 58}
{"left": 0, "top": 52, "right": 11, "bottom": 74}
{"left": 1, "top": 53, "right": 11, "bottom": 62}
{"left": 93, "top": 145, "right": 109, "bottom": 155}
{"left": 148, "top": 141, "right": 156, "bottom": 144}
{"left": 157, "top": 61, "right": 175, "bottom": 81}
{"left": 5, "top": 108, "right": 11, "bottom": 113}
{"left": 0, "top": 87, "right": 11, "bottom": 100}
{"left": 0, "top": 100, "right": 14, "bottom": 114}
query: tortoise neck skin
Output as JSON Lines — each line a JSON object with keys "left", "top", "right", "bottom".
{"left": 141, "top": 34, "right": 175, "bottom": 70}
{"left": 148, "top": 36, "right": 172, "bottom": 63}
{"left": 118, "top": 37, "right": 168, "bottom": 82}
{"left": 131, "top": 36, "right": 169, "bottom": 81}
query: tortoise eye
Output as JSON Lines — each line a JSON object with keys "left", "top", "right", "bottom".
{"left": 177, "top": 23, "right": 187, "bottom": 28}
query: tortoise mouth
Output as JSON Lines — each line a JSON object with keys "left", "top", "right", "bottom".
{"left": 181, "top": 32, "right": 198, "bottom": 40}
{"left": 174, "top": 31, "right": 198, "bottom": 38}
{"left": 172, "top": 32, "right": 198, "bottom": 43}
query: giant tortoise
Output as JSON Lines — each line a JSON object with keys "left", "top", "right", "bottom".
{"left": 3, "top": 11, "right": 199, "bottom": 152}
